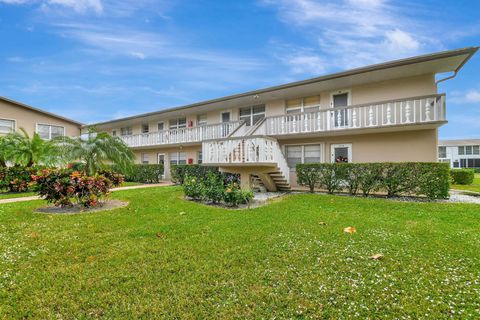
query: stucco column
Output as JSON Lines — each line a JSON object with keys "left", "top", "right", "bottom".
{"left": 240, "top": 172, "right": 252, "bottom": 190}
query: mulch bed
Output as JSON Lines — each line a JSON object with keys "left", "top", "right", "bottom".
{"left": 35, "top": 200, "right": 129, "bottom": 215}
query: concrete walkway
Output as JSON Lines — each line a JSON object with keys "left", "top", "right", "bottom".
{"left": 0, "top": 182, "right": 173, "bottom": 205}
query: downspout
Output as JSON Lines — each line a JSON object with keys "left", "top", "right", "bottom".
{"left": 435, "top": 71, "right": 457, "bottom": 85}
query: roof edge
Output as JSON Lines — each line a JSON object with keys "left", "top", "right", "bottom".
{"left": 0, "top": 96, "right": 84, "bottom": 126}
{"left": 88, "top": 46, "right": 479, "bottom": 127}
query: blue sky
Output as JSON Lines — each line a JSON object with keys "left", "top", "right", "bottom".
{"left": 0, "top": 0, "right": 479, "bottom": 138}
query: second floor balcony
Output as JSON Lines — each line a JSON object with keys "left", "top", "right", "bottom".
{"left": 119, "top": 94, "right": 446, "bottom": 148}
{"left": 121, "top": 121, "right": 242, "bottom": 148}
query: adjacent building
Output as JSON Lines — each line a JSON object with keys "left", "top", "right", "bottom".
{"left": 438, "top": 139, "right": 480, "bottom": 169}
{"left": 85, "top": 47, "right": 478, "bottom": 190}
{"left": 0, "top": 96, "right": 82, "bottom": 138}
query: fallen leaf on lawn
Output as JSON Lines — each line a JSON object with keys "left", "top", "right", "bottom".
{"left": 318, "top": 221, "right": 327, "bottom": 226}
{"left": 30, "top": 232, "right": 39, "bottom": 239}
{"left": 156, "top": 232, "right": 167, "bottom": 239}
{"left": 179, "top": 211, "right": 186, "bottom": 215}
{"left": 369, "top": 253, "right": 384, "bottom": 260}
{"left": 86, "top": 256, "right": 96, "bottom": 262}
{"left": 343, "top": 226, "right": 357, "bottom": 234}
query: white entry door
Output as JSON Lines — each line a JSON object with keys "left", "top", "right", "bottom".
{"left": 331, "top": 144, "right": 352, "bottom": 163}
{"left": 220, "top": 111, "right": 231, "bottom": 136}
{"left": 157, "top": 153, "right": 166, "bottom": 179}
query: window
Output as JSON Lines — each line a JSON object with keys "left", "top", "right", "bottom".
{"left": 239, "top": 105, "right": 265, "bottom": 126}
{"left": 286, "top": 144, "right": 322, "bottom": 169}
{"left": 121, "top": 127, "right": 132, "bottom": 136}
{"left": 286, "top": 95, "right": 320, "bottom": 114}
{"left": 169, "top": 118, "right": 186, "bottom": 130}
{"left": 170, "top": 152, "right": 186, "bottom": 165}
{"left": 460, "top": 158, "right": 480, "bottom": 168}
{"left": 438, "top": 146, "right": 446, "bottom": 158}
{"left": 157, "top": 122, "right": 164, "bottom": 131}
{"left": 141, "top": 153, "right": 149, "bottom": 164}
{"left": 112, "top": 130, "right": 117, "bottom": 137}
{"left": 453, "top": 160, "right": 460, "bottom": 168}
{"left": 458, "top": 145, "right": 479, "bottom": 156}
{"left": 36, "top": 124, "right": 65, "bottom": 140}
{"left": 197, "top": 114, "right": 207, "bottom": 126}
{"left": 197, "top": 151, "right": 203, "bottom": 164}
{"left": 141, "top": 123, "right": 149, "bottom": 133}
{"left": 0, "top": 119, "right": 15, "bottom": 134}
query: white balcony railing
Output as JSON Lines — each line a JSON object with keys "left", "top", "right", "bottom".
{"left": 264, "top": 94, "right": 446, "bottom": 136}
{"left": 202, "top": 136, "right": 290, "bottom": 183}
{"left": 120, "top": 121, "right": 241, "bottom": 147}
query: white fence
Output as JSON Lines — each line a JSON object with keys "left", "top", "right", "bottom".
{"left": 265, "top": 94, "right": 446, "bottom": 135}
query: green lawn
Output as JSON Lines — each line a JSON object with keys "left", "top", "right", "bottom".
{"left": 0, "top": 191, "right": 35, "bottom": 200}
{"left": 452, "top": 173, "right": 480, "bottom": 193}
{"left": 1, "top": 187, "right": 479, "bottom": 319}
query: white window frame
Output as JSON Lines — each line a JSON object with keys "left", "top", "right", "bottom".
{"left": 169, "top": 117, "right": 187, "bottom": 130}
{"left": 239, "top": 105, "right": 265, "bottom": 126}
{"left": 141, "top": 153, "right": 149, "bottom": 164}
{"left": 219, "top": 110, "right": 232, "bottom": 122}
{"left": 36, "top": 123, "right": 65, "bottom": 140}
{"left": 283, "top": 143, "right": 325, "bottom": 171}
{"left": 329, "top": 89, "right": 352, "bottom": 108}
{"left": 285, "top": 96, "right": 321, "bottom": 114}
{"left": 0, "top": 118, "right": 16, "bottom": 134}
{"left": 197, "top": 114, "right": 208, "bottom": 126}
{"left": 157, "top": 121, "right": 165, "bottom": 132}
{"left": 330, "top": 143, "right": 352, "bottom": 163}
{"left": 169, "top": 151, "right": 187, "bottom": 165}
{"left": 120, "top": 126, "right": 132, "bottom": 136}
{"left": 438, "top": 146, "right": 447, "bottom": 159}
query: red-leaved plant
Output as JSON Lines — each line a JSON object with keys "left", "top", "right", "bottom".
{"left": 31, "top": 169, "right": 124, "bottom": 208}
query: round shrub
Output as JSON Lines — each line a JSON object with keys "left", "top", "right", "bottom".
{"left": 450, "top": 169, "right": 475, "bottom": 185}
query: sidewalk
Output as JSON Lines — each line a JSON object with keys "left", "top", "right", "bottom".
{"left": 0, "top": 182, "right": 173, "bottom": 205}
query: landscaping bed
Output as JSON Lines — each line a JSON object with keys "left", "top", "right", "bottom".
{"left": 1, "top": 186, "right": 480, "bottom": 318}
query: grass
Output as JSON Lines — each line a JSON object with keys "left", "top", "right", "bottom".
{"left": 1, "top": 187, "right": 480, "bottom": 319}
{"left": 451, "top": 173, "right": 480, "bottom": 193}
{"left": 0, "top": 191, "right": 35, "bottom": 200}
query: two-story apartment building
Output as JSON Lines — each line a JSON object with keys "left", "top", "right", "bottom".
{"left": 88, "top": 47, "right": 478, "bottom": 190}
{"left": 0, "top": 96, "right": 82, "bottom": 138}
{"left": 438, "top": 139, "right": 480, "bottom": 169}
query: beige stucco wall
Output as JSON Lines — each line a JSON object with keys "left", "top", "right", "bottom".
{"left": 0, "top": 99, "right": 80, "bottom": 137}
{"left": 132, "top": 145, "right": 202, "bottom": 180}
{"left": 281, "top": 129, "right": 438, "bottom": 187}
{"left": 98, "top": 74, "right": 437, "bottom": 133}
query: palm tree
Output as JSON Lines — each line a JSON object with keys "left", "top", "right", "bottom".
{"left": 0, "top": 135, "right": 12, "bottom": 167}
{"left": 6, "top": 128, "right": 61, "bottom": 167}
{"left": 58, "top": 129, "right": 134, "bottom": 175}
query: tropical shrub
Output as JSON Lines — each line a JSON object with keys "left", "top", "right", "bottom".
{"left": 450, "top": 169, "right": 475, "bottom": 185}
{"left": 181, "top": 169, "right": 252, "bottom": 207}
{"left": 0, "top": 165, "right": 40, "bottom": 192}
{"left": 296, "top": 162, "right": 450, "bottom": 199}
{"left": 171, "top": 164, "right": 219, "bottom": 184}
{"left": 222, "top": 183, "right": 254, "bottom": 207}
{"left": 32, "top": 169, "right": 121, "bottom": 207}
{"left": 121, "top": 164, "right": 164, "bottom": 183}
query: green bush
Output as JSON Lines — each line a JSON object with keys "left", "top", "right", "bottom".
{"left": 171, "top": 164, "right": 219, "bottom": 184}
{"left": 296, "top": 162, "right": 450, "bottom": 199}
{"left": 179, "top": 166, "right": 251, "bottom": 207}
{"left": 123, "top": 164, "right": 164, "bottom": 183}
{"left": 450, "top": 169, "right": 475, "bottom": 185}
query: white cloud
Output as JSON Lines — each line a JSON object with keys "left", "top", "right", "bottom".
{"left": 283, "top": 53, "right": 326, "bottom": 74}
{"left": 449, "top": 89, "right": 480, "bottom": 104}
{"left": 0, "top": 0, "right": 103, "bottom": 13}
{"left": 466, "top": 90, "right": 480, "bottom": 103}
{"left": 262, "top": 0, "right": 435, "bottom": 73}
{"left": 47, "top": 0, "right": 103, "bottom": 14}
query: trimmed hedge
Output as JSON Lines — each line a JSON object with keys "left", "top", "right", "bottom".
{"left": 450, "top": 169, "right": 475, "bottom": 185}
{"left": 296, "top": 162, "right": 450, "bottom": 199}
{"left": 123, "top": 164, "right": 165, "bottom": 183}
{"left": 171, "top": 164, "right": 239, "bottom": 185}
